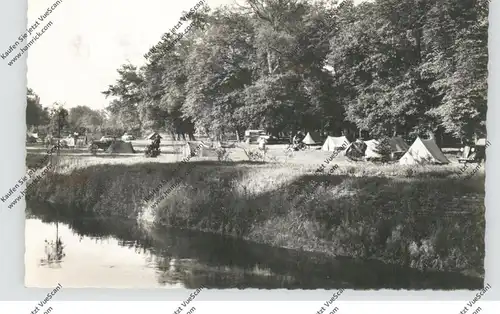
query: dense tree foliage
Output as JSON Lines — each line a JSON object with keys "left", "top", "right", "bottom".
{"left": 68, "top": 106, "right": 105, "bottom": 134}
{"left": 26, "top": 90, "right": 108, "bottom": 138}
{"left": 49, "top": 104, "right": 69, "bottom": 136}
{"left": 104, "top": 0, "right": 487, "bottom": 142}
{"left": 26, "top": 88, "right": 50, "bottom": 129}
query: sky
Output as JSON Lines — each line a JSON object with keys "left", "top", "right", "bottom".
{"left": 26, "top": 0, "right": 364, "bottom": 110}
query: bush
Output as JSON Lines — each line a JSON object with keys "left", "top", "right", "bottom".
{"left": 376, "top": 137, "right": 392, "bottom": 162}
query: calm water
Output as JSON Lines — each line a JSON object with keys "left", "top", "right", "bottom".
{"left": 25, "top": 206, "right": 482, "bottom": 289}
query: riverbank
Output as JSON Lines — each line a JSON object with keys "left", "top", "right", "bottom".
{"left": 26, "top": 156, "right": 485, "bottom": 279}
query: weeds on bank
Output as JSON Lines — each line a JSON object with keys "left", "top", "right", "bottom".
{"left": 27, "top": 155, "right": 484, "bottom": 276}
{"left": 150, "top": 164, "right": 483, "bottom": 275}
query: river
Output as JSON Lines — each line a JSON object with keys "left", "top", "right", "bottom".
{"left": 25, "top": 205, "right": 483, "bottom": 289}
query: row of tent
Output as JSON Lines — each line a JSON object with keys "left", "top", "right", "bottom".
{"left": 303, "top": 132, "right": 451, "bottom": 165}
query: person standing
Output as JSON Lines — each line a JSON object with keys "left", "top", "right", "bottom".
{"left": 153, "top": 134, "right": 161, "bottom": 150}
{"left": 258, "top": 136, "right": 267, "bottom": 151}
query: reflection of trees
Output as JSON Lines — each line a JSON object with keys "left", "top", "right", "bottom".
{"left": 40, "top": 222, "right": 66, "bottom": 268}
{"left": 28, "top": 202, "right": 484, "bottom": 289}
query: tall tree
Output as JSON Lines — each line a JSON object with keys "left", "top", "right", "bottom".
{"left": 102, "top": 64, "right": 144, "bottom": 133}
{"left": 68, "top": 105, "right": 104, "bottom": 134}
{"left": 26, "top": 88, "right": 50, "bottom": 128}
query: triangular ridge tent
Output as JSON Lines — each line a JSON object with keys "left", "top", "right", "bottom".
{"left": 399, "top": 137, "right": 449, "bottom": 165}
{"left": 27, "top": 132, "right": 39, "bottom": 139}
{"left": 364, "top": 137, "right": 409, "bottom": 159}
{"left": 389, "top": 136, "right": 409, "bottom": 152}
{"left": 106, "top": 140, "right": 135, "bottom": 154}
{"left": 322, "top": 136, "right": 350, "bottom": 151}
{"left": 345, "top": 140, "right": 367, "bottom": 159}
{"left": 146, "top": 132, "right": 162, "bottom": 140}
{"left": 183, "top": 141, "right": 214, "bottom": 158}
{"left": 302, "top": 132, "right": 317, "bottom": 145}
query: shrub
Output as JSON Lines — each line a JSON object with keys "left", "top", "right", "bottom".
{"left": 376, "top": 137, "right": 392, "bottom": 162}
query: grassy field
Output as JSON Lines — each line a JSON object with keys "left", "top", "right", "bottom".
{"left": 25, "top": 140, "right": 485, "bottom": 278}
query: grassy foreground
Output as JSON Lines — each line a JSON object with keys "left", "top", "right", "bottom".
{"left": 26, "top": 154, "right": 485, "bottom": 277}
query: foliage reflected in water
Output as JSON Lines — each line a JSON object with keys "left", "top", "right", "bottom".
{"left": 40, "top": 222, "right": 66, "bottom": 268}
{"left": 27, "top": 201, "right": 483, "bottom": 290}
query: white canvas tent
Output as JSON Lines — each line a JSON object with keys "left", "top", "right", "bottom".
{"left": 302, "top": 132, "right": 317, "bottom": 145}
{"left": 183, "top": 141, "right": 217, "bottom": 158}
{"left": 399, "top": 137, "right": 449, "bottom": 165}
{"left": 322, "top": 136, "right": 350, "bottom": 151}
{"left": 27, "top": 132, "right": 39, "bottom": 139}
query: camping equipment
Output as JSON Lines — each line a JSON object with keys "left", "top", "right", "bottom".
{"left": 302, "top": 132, "right": 317, "bottom": 146}
{"left": 106, "top": 140, "right": 135, "bottom": 154}
{"left": 321, "top": 136, "right": 350, "bottom": 152}
{"left": 399, "top": 137, "right": 449, "bottom": 165}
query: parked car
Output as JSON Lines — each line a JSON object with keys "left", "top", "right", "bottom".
{"left": 100, "top": 136, "right": 115, "bottom": 142}
{"left": 89, "top": 139, "right": 113, "bottom": 151}
{"left": 244, "top": 129, "right": 266, "bottom": 143}
{"left": 121, "top": 134, "right": 135, "bottom": 141}
{"left": 458, "top": 138, "right": 487, "bottom": 163}
{"left": 259, "top": 134, "right": 279, "bottom": 144}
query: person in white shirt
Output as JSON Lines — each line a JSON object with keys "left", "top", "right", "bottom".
{"left": 258, "top": 137, "right": 267, "bottom": 151}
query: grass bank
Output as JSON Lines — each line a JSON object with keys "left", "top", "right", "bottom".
{"left": 26, "top": 158, "right": 485, "bottom": 277}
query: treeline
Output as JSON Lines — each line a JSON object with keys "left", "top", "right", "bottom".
{"left": 103, "top": 0, "right": 487, "bottom": 143}
{"left": 26, "top": 89, "right": 128, "bottom": 138}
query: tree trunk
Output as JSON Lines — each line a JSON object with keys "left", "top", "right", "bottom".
{"left": 267, "top": 49, "right": 273, "bottom": 74}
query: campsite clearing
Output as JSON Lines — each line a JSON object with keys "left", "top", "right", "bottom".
{"left": 26, "top": 138, "right": 485, "bottom": 278}
{"left": 25, "top": 137, "right": 476, "bottom": 174}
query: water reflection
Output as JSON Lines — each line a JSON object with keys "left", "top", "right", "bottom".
{"left": 38, "top": 219, "right": 66, "bottom": 268}
{"left": 26, "top": 202, "right": 483, "bottom": 289}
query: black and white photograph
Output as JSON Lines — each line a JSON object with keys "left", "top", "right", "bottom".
{"left": 15, "top": 0, "right": 487, "bottom": 290}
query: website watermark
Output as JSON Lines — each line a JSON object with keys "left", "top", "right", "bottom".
{"left": 29, "top": 283, "right": 62, "bottom": 314}
{"left": 455, "top": 140, "right": 490, "bottom": 178}
{"left": 145, "top": 143, "right": 203, "bottom": 209}
{"left": 2, "top": 144, "right": 59, "bottom": 209}
{"left": 1, "top": 0, "right": 64, "bottom": 66}
{"left": 457, "top": 283, "right": 491, "bottom": 314}
{"left": 315, "top": 288, "right": 344, "bottom": 314}
{"left": 144, "top": 0, "right": 206, "bottom": 60}
{"left": 172, "top": 285, "right": 204, "bottom": 314}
